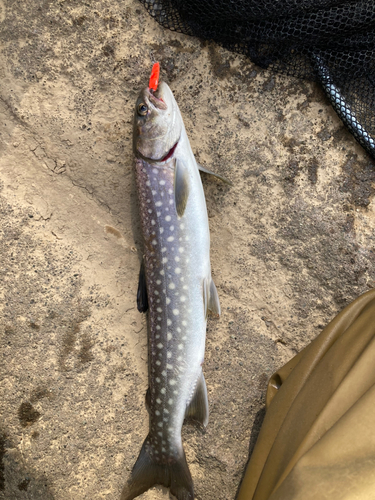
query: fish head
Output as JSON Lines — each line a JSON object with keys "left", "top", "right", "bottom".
{"left": 133, "top": 81, "right": 182, "bottom": 162}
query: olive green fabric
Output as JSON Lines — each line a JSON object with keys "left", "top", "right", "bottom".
{"left": 237, "top": 289, "right": 375, "bottom": 500}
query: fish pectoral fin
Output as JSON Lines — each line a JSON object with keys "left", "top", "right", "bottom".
{"left": 185, "top": 371, "right": 209, "bottom": 427}
{"left": 121, "top": 434, "right": 194, "bottom": 500}
{"left": 174, "top": 158, "right": 190, "bottom": 217}
{"left": 197, "top": 162, "right": 233, "bottom": 186}
{"left": 137, "top": 259, "right": 148, "bottom": 313}
{"left": 203, "top": 276, "right": 221, "bottom": 318}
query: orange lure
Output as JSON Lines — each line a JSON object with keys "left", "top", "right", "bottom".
{"left": 149, "top": 62, "right": 160, "bottom": 92}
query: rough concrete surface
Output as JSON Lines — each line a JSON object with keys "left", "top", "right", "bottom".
{"left": 1, "top": 1, "right": 375, "bottom": 499}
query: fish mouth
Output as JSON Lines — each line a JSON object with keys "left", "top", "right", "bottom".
{"left": 148, "top": 88, "right": 167, "bottom": 110}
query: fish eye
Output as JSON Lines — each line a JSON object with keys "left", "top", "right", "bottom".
{"left": 137, "top": 103, "right": 148, "bottom": 116}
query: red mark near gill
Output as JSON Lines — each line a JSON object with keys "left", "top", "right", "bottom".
{"left": 149, "top": 62, "right": 160, "bottom": 92}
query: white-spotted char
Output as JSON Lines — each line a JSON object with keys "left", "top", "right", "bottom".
{"left": 121, "top": 80, "right": 221, "bottom": 500}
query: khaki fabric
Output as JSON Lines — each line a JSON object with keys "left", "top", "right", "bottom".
{"left": 237, "top": 289, "right": 375, "bottom": 500}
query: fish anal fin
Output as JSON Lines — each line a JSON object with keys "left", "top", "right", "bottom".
{"left": 137, "top": 259, "right": 148, "bottom": 313}
{"left": 185, "top": 371, "right": 209, "bottom": 427}
{"left": 197, "top": 162, "right": 232, "bottom": 186}
{"left": 208, "top": 278, "right": 221, "bottom": 316}
{"left": 174, "top": 158, "right": 190, "bottom": 217}
{"left": 121, "top": 435, "right": 194, "bottom": 500}
{"left": 203, "top": 277, "right": 221, "bottom": 318}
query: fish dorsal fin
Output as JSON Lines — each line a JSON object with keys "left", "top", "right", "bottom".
{"left": 197, "top": 162, "right": 232, "bottom": 186}
{"left": 174, "top": 158, "right": 190, "bottom": 217}
{"left": 137, "top": 258, "right": 148, "bottom": 313}
{"left": 145, "top": 387, "right": 151, "bottom": 412}
{"left": 203, "top": 276, "right": 221, "bottom": 319}
{"left": 185, "top": 371, "right": 209, "bottom": 427}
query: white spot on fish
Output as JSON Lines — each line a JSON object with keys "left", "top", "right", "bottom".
{"left": 173, "top": 390, "right": 178, "bottom": 395}
{"left": 168, "top": 399, "right": 173, "bottom": 405}
{"left": 152, "top": 190, "right": 157, "bottom": 195}
{"left": 161, "top": 247, "right": 167, "bottom": 253}
{"left": 170, "top": 225, "right": 174, "bottom": 231}
{"left": 160, "top": 227, "right": 164, "bottom": 234}
{"left": 177, "top": 356, "right": 182, "bottom": 361}
{"left": 183, "top": 285, "right": 188, "bottom": 290}
{"left": 180, "top": 223, "right": 185, "bottom": 229}
{"left": 178, "top": 344, "right": 183, "bottom": 350}
{"left": 169, "top": 199, "right": 173, "bottom": 205}
{"left": 157, "top": 343, "right": 163, "bottom": 349}
{"left": 180, "top": 296, "right": 186, "bottom": 302}
{"left": 167, "top": 332, "right": 172, "bottom": 341}
{"left": 156, "top": 280, "right": 161, "bottom": 285}
{"left": 148, "top": 209, "right": 152, "bottom": 214}
{"left": 155, "top": 201, "right": 162, "bottom": 207}
{"left": 155, "top": 290, "right": 159, "bottom": 295}
{"left": 167, "top": 319, "right": 172, "bottom": 326}
{"left": 151, "top": 219, "right": 156, "bottom": 225}
{"left": 156, "top": 325, "right": 161, "bottom": 330}
{"left": 158, "top": 421, "right": 163, "bottom": 427}
{"left": 157, "top": 211, "right": 161, "bottom": 217}
{"left": 168, "top": 188, "right": 173, "bottom": 195}
{"left": 161, "top": 388, "right": 166, "bottom": 394}
{"left": 175, "top": 256, "right": 180, "bottom": 262}
{"left": 158, "top": 432, "right": 163, "bottom": 437}
{"left": 160, "top": 270, "right": 165, "bottom": 276}
{"left": 153, "top": 168, "right": 158, "bottom": 174}
{"left": 162, "top": 257, "right": 168, "bottom": 264}
{"left": 175, "top": 268, "right": 181, "bottom": 274}
{"left": 169, "top": 379, "right": 177, "bottom": 385}
{"left": 173, "top": 309, "right": 179, "bottom": 316}
{"left": 177, "top": 327, "right": 181, "bottom": 333}
{"left": 156, "top": 398, "right": 161, "bottom": 404}
{"left": 159, "top": 180, "right": 166, "bottom": 185}
{"left": 156, "top": 377, "right": 160, "bottom": 383}
{"left": 162, "top": 447, "right": 166, "bottom": 452}
{"left": 157, "top": 307, "right": 162, "bottom": 313}
{"left": 167, "top": 351, "right": 172, "bottom": 358}
{"left": 179, "top": 247, "right": 184, "bottom": 253}
{"left": 165, "top": 215, "right": 171, "bottom": 222}
{"left": 169, "top": 283, "right": 175, "bottom": 290}
{"left": 182, "top": 320, "right": 187, "bottom": 326}
{"left": 146, "top": 180, "right": 151, "bottom": 187}
{"left": 156, "top": 360, "right": 161, "bottom": 366}
{"left": 166, "top": 297, "right": 171, "bottom": 305}
{"left": 167, "top": 236, "right": 174, "bottom": 242}
{"left": 167, "top": 364, "right": 173, "bottom": 369}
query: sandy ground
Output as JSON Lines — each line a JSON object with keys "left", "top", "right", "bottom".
{"left": 1, "top": 1, "right": 375, "bottom": 499}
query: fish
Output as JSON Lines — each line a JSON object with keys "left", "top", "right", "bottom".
{"left": 121, "top": 70, "right": 225, "bottom": 500}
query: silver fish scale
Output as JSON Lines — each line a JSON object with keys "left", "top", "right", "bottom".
{"left": 135, "top": 156, "right": 209, "bottom": 462}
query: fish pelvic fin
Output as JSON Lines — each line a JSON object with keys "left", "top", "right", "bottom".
{"left": 121, "top": 435, "right": 194, "bottom": 500}
{"left": 185, "top": 371, "right": 209, "bottom": 427}
{"left": 203, "top": 276, "right": 221, "bottom": 319}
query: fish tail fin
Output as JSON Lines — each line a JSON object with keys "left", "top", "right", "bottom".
{"left": 121, "top": 435, "right": 194, "bottom": 500}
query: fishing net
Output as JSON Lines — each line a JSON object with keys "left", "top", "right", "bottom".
{"left": 139, "top": 0, "right": 375, "bottom": 160}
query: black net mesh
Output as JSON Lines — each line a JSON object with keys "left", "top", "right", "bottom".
{"left": 140, "top": 0, "right": 375, "bottom": 159}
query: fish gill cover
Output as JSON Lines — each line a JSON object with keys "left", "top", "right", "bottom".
{"left": 139, "top": 0, "right": 375, "bottom": 160}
